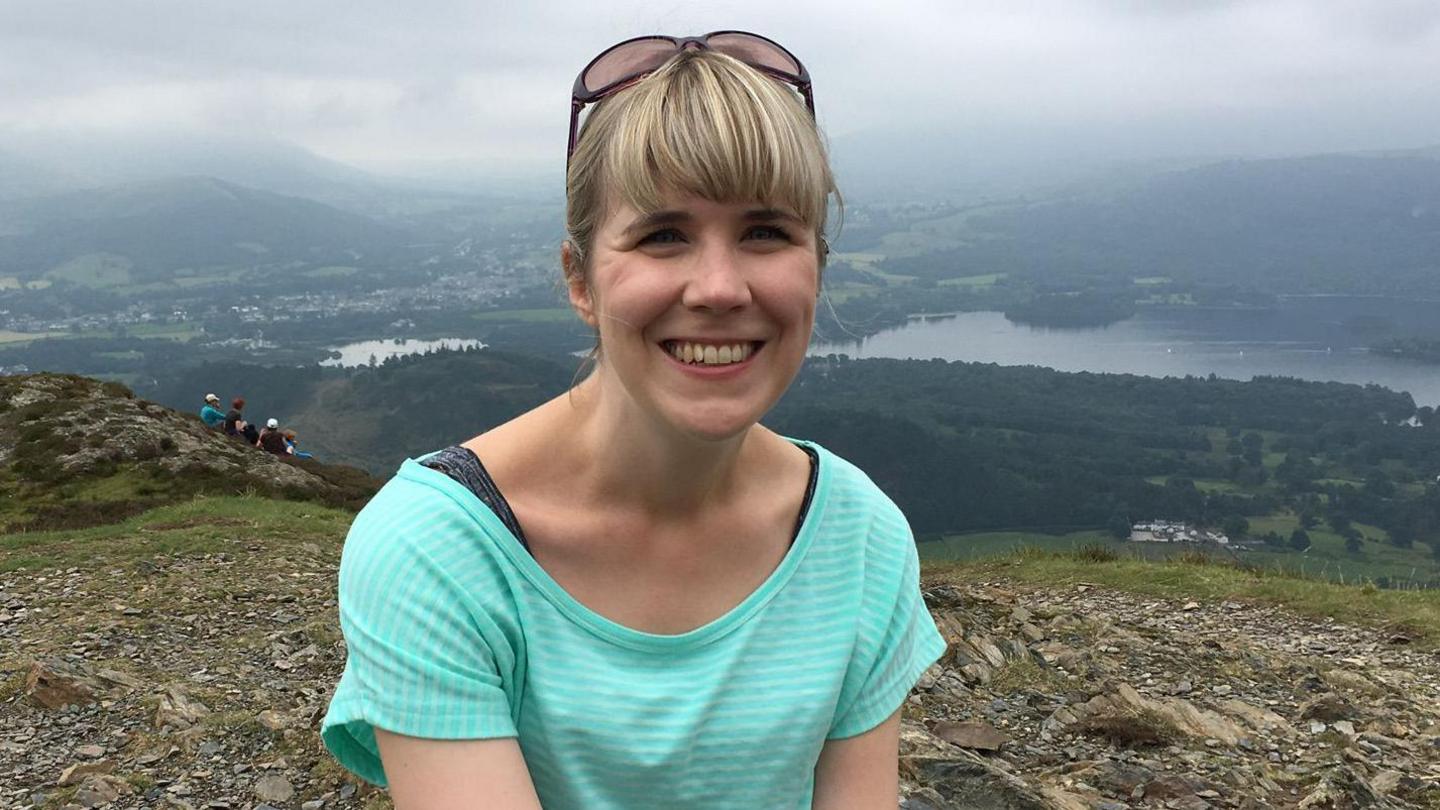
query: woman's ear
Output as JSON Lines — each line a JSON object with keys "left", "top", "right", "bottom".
{"left": 562, "top": 241, "right": 597, "bottom": 328}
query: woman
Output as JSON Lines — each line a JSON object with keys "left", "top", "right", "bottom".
{"left": 322, "top": 32, "right": 944, "bottom": 809}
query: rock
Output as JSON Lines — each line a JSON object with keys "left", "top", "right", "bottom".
{"left": 256, "top": 709, "right": 289, "bottom": 731}
{"left": 903, "top": 753, "right": 1081, "bottom": 809}
{"left": 24, "top": 658, "right": 101, "bottom": 709}
{"left": 254, "top": 775, "right": 295, "bottom": 803}
{"left": 1083, "top": 760, "right": 1156, "bottom": 795}
{"left": 302, "top": 801, "right": 325, "bottom": 810}
{"left": 933, "top": 720, "right": 1012, "bottom": 751}
{"left": 95, "top": 669, "right": 144, "bottom": 689}
{"left": 1298, "top": 692, "right": 1354, "bottom": 723}
{"left": 154, "top": 684, "right": 209, "bottom": 730}
{"left": 58, "top": 760, "right": 116, "bottom": 786}
{"left": 72, "top": 774, "right": 130, "bottom": 808}
{"left": 75, "top": 743, "right": 106, "bottom": 758}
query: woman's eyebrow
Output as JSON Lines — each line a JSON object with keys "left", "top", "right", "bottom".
{"left": 621, "top": 210, "right": 691, "bottom": 238}
{"left": 743, "top": 208, "right": 801, "bottom": 223}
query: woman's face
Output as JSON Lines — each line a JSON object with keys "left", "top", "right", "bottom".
{"left": 571, "top": 191, "right": 819, "bottom": 442}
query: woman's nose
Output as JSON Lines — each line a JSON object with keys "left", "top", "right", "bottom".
{"left": 682, "top": 248, "right": 753, "bottom": 312}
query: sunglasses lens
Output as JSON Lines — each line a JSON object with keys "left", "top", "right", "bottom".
{"left": 583, "top": 39, "right": 679, "bottom": 94}
{"left": 706, "top": 32, "right": 800, "bottom": 77}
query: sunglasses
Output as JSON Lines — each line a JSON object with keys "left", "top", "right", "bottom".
{"left": 567, "top": 30, "right": 814, "bottom": 162}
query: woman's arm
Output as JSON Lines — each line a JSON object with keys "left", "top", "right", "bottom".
{"left": 375, "top": 729, "right": 544, "bottom": 810}
{"left": 811, "top": 708, "right": 903, "bottom": 810}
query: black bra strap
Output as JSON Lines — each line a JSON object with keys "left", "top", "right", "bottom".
{"left": 421, "top": 444, "right": 820, "bottom": 556}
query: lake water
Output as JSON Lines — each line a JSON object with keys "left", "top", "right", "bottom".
{"left": 811, "top": 296, "right": 1440, "bottom": 406}
{"left": 321, "top": 337, "right": 486, "bottom": 367}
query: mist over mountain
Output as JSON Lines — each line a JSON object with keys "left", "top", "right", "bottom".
{"left": 872, "top": 152, "right": 1440, "bottom": 295}
{"left": 0, "top": 176, "right": 407, "bottom": 284}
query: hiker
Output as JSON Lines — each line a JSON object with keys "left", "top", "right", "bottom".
{"left": 258, "top": 418, "right": 289, "bottom": 455}
{"left": 199, "top": 393, "right": 225, "bottom": 429}
{"left": 321, "top": 34, "right": 943, "bottom": 808}
{"left": 224, "top": 397, "right": 260, "bottom": 445}
{"left": 284, "top": 429, "right": 314, "bottom": 460}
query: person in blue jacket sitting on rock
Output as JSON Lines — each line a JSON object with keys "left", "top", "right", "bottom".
{"left": 199, "top": 393, "right": 225, "bottom": 429}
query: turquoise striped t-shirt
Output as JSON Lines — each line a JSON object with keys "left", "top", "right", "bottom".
{"left": 321, "top": 440, "right": 946, "bottom": 808}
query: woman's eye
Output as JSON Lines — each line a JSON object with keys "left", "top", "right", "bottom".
{"left": 638, "top": 229, "right": 684, "bottom": 245}
{"left": 746, "top": 225, "right": 791, "bottom": 241}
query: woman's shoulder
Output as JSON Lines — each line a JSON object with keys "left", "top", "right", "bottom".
{"left": 343, "top": 454, "right": 515, "bottom": 568}
{"left": 798, "top": 439, "right": 904, "bottom": 519}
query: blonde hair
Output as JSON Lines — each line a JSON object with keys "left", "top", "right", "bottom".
{"left": 564, "top": 49, "right": 838, "bottom": 279}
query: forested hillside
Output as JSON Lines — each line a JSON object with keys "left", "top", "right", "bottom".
{"left": 135, "top": 348, "right": 1440, "bottom": 583}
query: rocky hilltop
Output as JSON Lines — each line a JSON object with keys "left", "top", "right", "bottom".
{"left": 0, "top": 374, "right": 1437, "bottom": 809}
{"left": 0, "top": 373, "right": 380, "bottom": 530}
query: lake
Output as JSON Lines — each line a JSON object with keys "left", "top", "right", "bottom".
{"left": 811, "top": 296, "right": 1440, "bottom": 406}
{"left": 321, "top": 337, "right": 486, "bottom": 368}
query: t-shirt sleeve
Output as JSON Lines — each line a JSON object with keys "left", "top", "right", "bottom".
{"left": 321, "top": 480, "right": 520, "bottom": 786}
{"left": 827, "top": 514, "right": 946, "bottom": 740}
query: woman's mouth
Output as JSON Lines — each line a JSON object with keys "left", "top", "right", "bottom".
{"left": 660, "top": 340, "right": 764, "bottom": 366}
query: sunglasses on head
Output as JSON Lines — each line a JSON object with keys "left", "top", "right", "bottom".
{"left": 567, "top": 30, "right": 814, "bottom": 163}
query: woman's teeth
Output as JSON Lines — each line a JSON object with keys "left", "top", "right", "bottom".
{"left": 667, "top": 341, "right": 754, "bottom": 365}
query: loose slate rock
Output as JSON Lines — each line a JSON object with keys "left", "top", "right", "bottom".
{"left": 934, "top": 720, "right": 1013, "bottom": 751}
{"left": 254, "top": 774, "right": 295, "bottom": 803}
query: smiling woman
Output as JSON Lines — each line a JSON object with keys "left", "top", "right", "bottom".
{"left": 320, "top": 32, "right": 945, "bottom": 810}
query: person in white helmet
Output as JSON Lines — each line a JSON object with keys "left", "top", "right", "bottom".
{"left": 258, "top": 417, "right": 289, "bottom": 455}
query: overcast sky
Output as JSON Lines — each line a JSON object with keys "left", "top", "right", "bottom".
{"left": 3, "top": 0, "right": 1439, "bottom": 185}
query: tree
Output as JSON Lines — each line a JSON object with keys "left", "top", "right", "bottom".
{"left": 1289, "top": 529, "right": 1312, "bottom": 552}
{"left": 1107, "top": 511, "right": 1132, "bottom": 540}
{"left": 1220, "top": 515, "right": 1249, "bottom": 539}
{"left": 1344, "top": 534, "right": 1363, "bottom": 554}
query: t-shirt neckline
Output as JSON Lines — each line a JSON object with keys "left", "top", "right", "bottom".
{"left": 401, "top": 438, "right": 831, "bottom": 653}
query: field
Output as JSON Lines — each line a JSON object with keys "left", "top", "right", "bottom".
{"left": 45, "top": 253, "right": 134, "bottom": 288}
{"left": 0, "top": 330, "right": 68, "bottom": 345}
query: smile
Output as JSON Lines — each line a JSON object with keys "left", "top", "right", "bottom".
{"left": 661, "top": 340, "right": 764, "bottom": 366}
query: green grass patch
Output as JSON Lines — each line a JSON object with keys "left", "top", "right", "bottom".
{"left": 472, "top": 308, "right": 574, "bottom": 323}
{"left": 1143, "top": 476, "right": 1242, "bottom": 493}
{"left": 0, "top": 329, "right": 67, "bottom": 345}
{"left": 938, "top": 273, "right": 1005, "bottom": 288}
{"left": 918, "top": 530, "right": 1115, "bottom": 562}
{"left": 45, "top": 253, "right": 133, "bottom": 288}
{"left": 923, "top": 551, "right": 1440, "bottom": 649}
{"left": 0, "top": 496, "right": 353, "bottom": 573}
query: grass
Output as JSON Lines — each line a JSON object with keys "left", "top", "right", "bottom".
{"left": 45, "top": 253, "right": 133, "bottom": 288}
{"left": 987, "top": 656, "right": 1063, "bottom": 694}
{"left": 923, "top": 548, "right": 1440, "bottom": 649}
{"left": 0, "top": 329, "right": 67, "bottom": 345}
{"left": 0, "top": 497, "right": 354, "bottom": 573}
{"left": 918, "top": 530, "right": 1114, "bottom": 562}
{"left": 938, "top": 273, "right": 1005, "bottom": 288}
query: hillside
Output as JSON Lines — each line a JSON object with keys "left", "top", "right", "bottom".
{"left": 0, "top": 373, "right": 381, "bottom": 531}
{"left": 0, "top": 177, "right": 409, "bottom": 288}
{"left": 869, "top": 154, "right": 1440, "bottom": 295}
{"left": 2, "top": 498, "right": 1437, "bottom": 808}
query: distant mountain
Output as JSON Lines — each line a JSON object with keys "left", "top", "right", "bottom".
{"left": 0, "top": 149, "right": 82, "bottom": 203}
{"left": 0, "top": 176, "right": 410, "bottom": 285}
{"left": 881, "top": 153, "right": 1440, "bottom": 294}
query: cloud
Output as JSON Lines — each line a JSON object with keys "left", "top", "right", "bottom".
{"left": 1, "top": 0, "right": 1437, "bottom": 180}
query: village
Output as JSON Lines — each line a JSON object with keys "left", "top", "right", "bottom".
{"left": 1128, "top": 520, "right": 1232, "bottom": 546}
